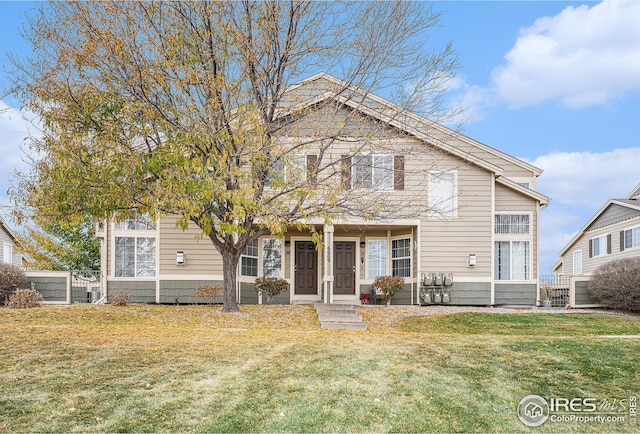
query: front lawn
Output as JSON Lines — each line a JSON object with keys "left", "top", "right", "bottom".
{"left": 0, "top": 305, "right": 638, "bottom": 433}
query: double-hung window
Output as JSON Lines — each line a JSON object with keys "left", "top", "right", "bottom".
{"left": 573, "top": 250, "right": 582, "bottom": 275}
{"left": 352, "top": 155, "right": 393, "bottom": 190}
{"left": 241, "top": 237, "right": 283, "bottom": 278}
{"left": 391, "top": 238, "right": 412, "bottom": 278}
{"left": 428, "top": 171, "right": 457, "bottom": 217}
{"left": 494, "top": 214, "right": 531, "bottom": 281}
{"left": 591, "top": 235, "right": 608, "bottom": 257}
{"left": 114, "top": 214, "right": 157, "bottom": 278}
{"left": 624, "top": 226, "right": 640, "bottom": 249}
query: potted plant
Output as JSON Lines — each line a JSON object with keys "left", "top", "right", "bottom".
{"left": 372, "top": 276, "right": 405, "bottom": 306}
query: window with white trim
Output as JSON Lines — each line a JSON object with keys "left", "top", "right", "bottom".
{"left": 392, "top": 238, "right": 412, "bottom": 277}
{"left": 3, "top": 243, "right": 12, "bottom": 265}
{"left": 241, "top": 239, "right": 259, "bottom": 277}
{"left": 624, "top": 226, "right": 640, "bottom": 249}
{"left": 115, "top": 214, "right": 156, "bottom": 230}
{"left": 367, "top": 239, "right": 387, "bottom": 279}
{"left": 115, "top": 237, "right": 156, "bottom": 277}
{"left": 573, "top": 250, "right": 582, "bottom": 275}
{"left": 428, "top": 171, "right": 456, "bottom": 216}
{"left": 592, "top": 235, "right": 608, "bottom": 257}
{"left": 495, "top": 241, "right": 530, "bottom": 281}
{"left": 262, "top": 238, "right": 282, "bottom": 278}
{"left": 352, "top": 154, "right": 393, "bottom": 190}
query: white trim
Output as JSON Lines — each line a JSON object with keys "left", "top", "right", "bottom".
{"left": 427, "top": 170, "right": 458, "bottom": 219}
{"left": 25, "top": 270, "right": 72, "bottom": 305}
{"left": 572, "top": 250, "right": 583, "bottom": 275}
{"left": 2, "top": 242, "right": 12, "bottom": 265}
{"left": 490, "top": 177, "right": 495, "bottom": 304}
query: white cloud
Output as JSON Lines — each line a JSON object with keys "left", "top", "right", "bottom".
{"left": 532, "top": 146, "right": 640, "bottom": 273}
{"left": 493, "top": 0, "right": 640, "bottom": 108}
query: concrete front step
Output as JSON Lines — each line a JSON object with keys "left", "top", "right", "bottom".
{"left": 317, "top": 313, "right": 363, "bottom": 323}
{"left": 315, "top": 303, "right": 367, "bottom": 330}
{"left": 320, "top": 322, "right": 368, "bottom": 331}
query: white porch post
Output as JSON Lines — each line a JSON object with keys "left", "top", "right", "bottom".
{"left": 323, "top": 224, "right": 334, "bottom": 304}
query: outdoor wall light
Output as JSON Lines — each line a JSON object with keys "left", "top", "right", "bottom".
{"left": 360, "top": 241, "right": 366, "bottom": 248}
{"left": 176, "top": 251, "right": 185, "bottom": 265}
{"left": 467, "top": 253, "right": 476, "bottom": 267}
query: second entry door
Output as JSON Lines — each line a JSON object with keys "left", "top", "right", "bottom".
{"left": 333, "top": 241, "right": 356, "bottom": 295}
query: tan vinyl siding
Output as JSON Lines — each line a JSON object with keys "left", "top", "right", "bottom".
{"left": 421, "top": 160, "right": 494, "bottom": 276}
{"left": 159, "top": 217, "right": 222, "bottom": 276}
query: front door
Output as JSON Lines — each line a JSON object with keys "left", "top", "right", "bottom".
{"left": 333, "top": 241, "right": 356, "bottom": 295}
{"left": 295, "top": 241, "right": 318, "bottom": 295}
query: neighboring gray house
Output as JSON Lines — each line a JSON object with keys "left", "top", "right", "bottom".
{"left": 555, "top": 183, "right": 640, "bottom": 277}
{"left": 0, "top": 216, "right": 21, "bottom": 267}
{"left": 98, "top": 73, "right": 550, "bottom": 306}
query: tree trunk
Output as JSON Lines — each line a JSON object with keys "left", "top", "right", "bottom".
{"left": 220, "top": 249, "right": 241, "bottom": 312}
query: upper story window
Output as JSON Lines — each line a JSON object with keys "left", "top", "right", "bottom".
{"left": 624, "top": 226, "right": 640, "bottom": 249}
{"left": 591, "top": 235, "right": 609, "bottom": 257}
{"left": 115, "top": 214, "right": 156, "bottom": 230}
{"left": 573, "top": 250, "right": 582, "bottom": 275}
{"left": 495, "top": 214, "right": 530, "bottom": 235}
{"left": 428, "top": 171, "right": 456, "bottom": 217}
{"left": 266, "top": 155, "right": 317, "bottom": 187}
{"left": 353, "top": 155, "right": 393, "bottom": 190}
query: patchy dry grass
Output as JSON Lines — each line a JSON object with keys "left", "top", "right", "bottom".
{"left": 0, "top": 304, "right": 638, "bottom": 433}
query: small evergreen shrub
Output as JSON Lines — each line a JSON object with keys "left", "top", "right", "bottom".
{"left": 372, "top": 275, "right": 406, "bottom": 305}
{"left": 0, "top": 264, "right": 29, "bottom": 304}
{"left": 589, "top": 257, "right": 640, "bottom": 313}
{"left": 192, "top": 284, "right": 221, "bottom": 304}
{"left": 255, "top": 277, "right": 289, "bottom": 304}
{"left": 6, "top": 283, "right": 43, "bottom": 309}
{"left": 109, "top": 289, "right": 133, "bottom": 306}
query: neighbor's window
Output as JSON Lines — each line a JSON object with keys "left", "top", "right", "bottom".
{"left": 367, "top": 239, "right": 388, "bottom": 279}
{"left": 241, "top": 239, "right": 259, "bottom": 277}
{"left": 391, "top": 238, "right": 412, "bottom": 277}
{"left": 262, "top": 238, "right": 282, "bottom": 278}
{"left": 428, "top": 171, "right": 456, "bottom": 217}
{"left": 592, "top": 235, "right": 608, "bottom": 257}
{"left": 115, "top": 237, "right": 156, "bottom": 277}
{"left": 573, "top": 250, "right": 582, "bottom": 275}
{"left": 495, "top": 214, "right": 530, "bottom": 235}
{"left": 352, "top": 154, "right": 393, "bottom": 190}
{"left": 2, "top": 243, "right": 12, "bottom": 265}
{"left": 624, "top": 227, "right": 640, "bottom": 249}
{"left": 495, "top": 241, "right": 530, "bottom": 280}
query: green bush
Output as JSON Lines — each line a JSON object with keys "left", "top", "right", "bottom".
{"left": 6, "top": 284, "right": 43, "bottom": 309}
{"left": 589, "top": 257, "right": 640, "bottom": 313}
{"left": 0, "top": 264, "right": 29, "bottom": 304}
{"left": 255, "top": 277, "right": 289, "bottom": 304}
{"left": 372, "top": 275, "right": 405, "bottom": 305}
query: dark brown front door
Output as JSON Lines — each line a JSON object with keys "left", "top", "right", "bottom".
{"left": 333, "top": 241, "right": 356, "bottom": 295}
{"left": 295, "top": 241, "right": 318, "bottom": 295}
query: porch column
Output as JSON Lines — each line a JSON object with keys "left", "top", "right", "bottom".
{"left": 323, "top": 224, "right": 334, "bottom": 304}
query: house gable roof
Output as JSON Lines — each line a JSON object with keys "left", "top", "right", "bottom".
{"left": 0, "top": 217, "right": 18, "bottom": 243}
{"left": 281, "top": 73, "right": 544, "bottom": 179}
{"left": 558, "top": 198, "right": 640, "bottom": 257}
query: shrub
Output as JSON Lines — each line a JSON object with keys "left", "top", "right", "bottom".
{"left": 255, "top": 277, "right": 289, "bottom": 304}
{"left": 6, "top": 283, "right": 43, "bottom": 309}
{"left": 589, "top": 257, "right": 640, "bottom": 313}
{"left": 109, "top": 289, "right": 133, "bottom": 306}
{"left": 0, "top": 264, "right": 29, "bottom": 304}
{"left": 192, "top": 284, "right": 221, "bottom": 304}
{"left": 372, "top": 275, "right": 406, "bottom": 305}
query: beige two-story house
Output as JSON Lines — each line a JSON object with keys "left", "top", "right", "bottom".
{"left": 98, "top": 73, "right": 549, "bottom": 306}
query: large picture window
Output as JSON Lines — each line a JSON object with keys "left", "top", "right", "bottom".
{"left": 367, "top": 239, "right": 387, "bottom": 279}
{"left": 115, "top": 237, "right": 156, "bottom": 277}
{"left": 262, "top": 238, "right": 282, "bottom": 278}
{"left": 495, "top": 241, "right": 529, "bottom": 280}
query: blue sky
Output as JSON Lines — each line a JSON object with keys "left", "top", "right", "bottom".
{"left": 1, "top": 0, "right": 639, "bottom": 274}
